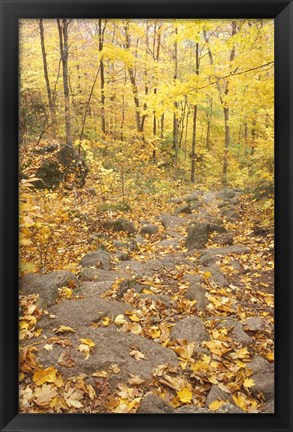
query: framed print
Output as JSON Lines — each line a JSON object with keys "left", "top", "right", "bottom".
{"left": 0, "top": 0, "right": 292, "bottom": 431}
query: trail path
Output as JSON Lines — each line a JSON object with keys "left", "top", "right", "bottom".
{"left": 19, "top": 188, "right": 274, "bottom": 414}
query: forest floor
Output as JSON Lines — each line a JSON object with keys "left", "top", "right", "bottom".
{"left": 19, "top": 186, "right": 274, "bottom": 414}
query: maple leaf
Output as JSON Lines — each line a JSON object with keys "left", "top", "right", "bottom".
{"left": 58, "top": 351, "right": 75, "bottom": 367}
{"left": 43, "top": 344, "right": 53, "bottom": 351}
{"left": 209, "top": 400, "right": 226, "bottom": 411}
{"left": 33, "top": 366, "right": 57, "bottom": 386}
{"left": 34, "top": 384, "right": 58, "bottom": 407}
{"left": 177, "top": 387, "right": 193, "bottom": 404}
{"left": 243, "top": 378, "right": 255, "bottom": 389}
{"left": 128, "top": 375, "right": 145, "bottom": 386}
{"left": 64, "top": 387, "right": 84, "bottom": 408}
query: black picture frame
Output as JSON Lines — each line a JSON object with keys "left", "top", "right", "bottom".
{"left": 0, "top": 1, "right": 292, "bottom": 431}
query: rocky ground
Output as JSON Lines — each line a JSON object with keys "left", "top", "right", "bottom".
{"left": 19, "top": 188, "right": 274, "bottom": 414}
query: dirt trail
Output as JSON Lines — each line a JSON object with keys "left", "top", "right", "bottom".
{"left": 19, "top": 188, "right": 274, "bottom": 414}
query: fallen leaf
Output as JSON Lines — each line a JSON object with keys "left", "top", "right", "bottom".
{"left": 129, "top": 349, "right": 145, "bottom": 361}
{"left": 177, "top": 387, "right": 193, "bottom": 404}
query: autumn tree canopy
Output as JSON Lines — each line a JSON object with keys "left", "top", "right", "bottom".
{"left": 20, "top": 18, "right": 274, "bottom": 187}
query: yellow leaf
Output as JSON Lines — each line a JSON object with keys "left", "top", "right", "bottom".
{"left": 230, "top": 347, "right": 249, "bottom": 359}
{"left": 53, "top": 326, "right": 75, "bottom": 334}
{"left": 33, "top": 366, "right": 57, "bottom": 386}
{"left": 266, "top": 351, "right": 274, "bottom": 361}
{"left": 114, "top": 314, "right": 127, "bottom": 325}
{"left": 209, "top": 400, "right": 226, "bottom": 411}
{"left": 43, "top": 344, "right": 53, "bottom": 351}
{"left": 243, "top": 378, "right": 255, "bottom": 389}
{"left": 34, "top": 384, "right": 58, "bottom": 406}
{"left": 78, "top": 343, "right": 91, "bottom": 360}
{"left": 64, "top": 387, "right": 84, "bottom": 408}
{"left": 101, "top": 316, "right": 111, "bottom": 326}
{"left": 129, "top": 349, "right": 145, "bottom": 361}
{"left": 79, "top": 338, "right": 95, "bottom": 349}
{"left": 177, "top": 387, "right": 193, "bottom": 404}
{"left": 129, "top": 313, "right": 140, "bottom": 322}
{"left": 92, "top": 370, "right": 108, "bottom": 378}
{"left": 109, "top": 363, "right": 121, "bottom": 374}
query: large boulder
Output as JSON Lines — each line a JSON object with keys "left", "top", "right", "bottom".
{"left": 35, "top": 327, "right": 178, "bottom": 384}
{"left": 185, "top": 222, "right": 210, "bottom": 250}
{"left": 171, "top": 317, "right": 210, "bottom": 345}
{"left": 34, "top": 144, "right": 88, "bottom": 189}
{"left": 160, "top": 214, "right": 186, "bottom": 229}
{"left": 250, "top": 373, "right": 274, "bottom": 400}
{"left": 175, "top": 403, "right": 244, "bottom": 414}
{"left": 183, "top": 284, "right": 208, "bottom": 312}
{"left": 79, "top": 268, "right": 125, "bottom": 282}
{"left": 19, "top": 270, "right": 78, "bottom": 308}
{"left": 39, "top": 297, "right": 133, "bottom": 330}
{"left": 205, "top": 384, "right": 233, "bottom": 407}
{"left": 174, "top": 204, "right": 192, "bottom": 215}
{"left": 137, "top": 394, "right": 174, "bottom": 414}
{"left": 80, "top": 250, "right": 111, "bottom": 270}
{"left": 102, "top": 218, "right": 137, "bottom": 234}
{"left": 140, "top": 223, "right": 159, "bottom": 236}
{"left": 215, "top": 319, "right": 253, "bottom": 346}
{"left": 197, "top": 245, "right": 250, "bottom": 266}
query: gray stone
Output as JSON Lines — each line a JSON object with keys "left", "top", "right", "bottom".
{"left": 202, "top": 265, "right": 229, "bottom": 287}
{"left": 259, "top": 399, "right": 274, "bottom": 413}
{"left": 160, "top": 214, "right": 186, "bottom": 229}
{"left": 185, "top": 193, "right": 200, "bottom": 203}
{"left": 116, "top": 251, "right": 130, "bottom": 261}
{"left": 184, "top": 284, "right": 208, "bottom": 312}
{"left": 197, "top": 245, "right": 250, "bottom": 266}
{"left": 175, "top": 403, "right": 245, "bottom": 414}
{"left": 87, "top": 187, "right": 97, "bottom": 196}
{"left": 36, "top": 327, "right": 178, "bottom": 383}
{"left": 220, "top": 207, "right": 238, "bottom": 221}
{"left": 116, "top": 279, "right": 145, "bottom": 299}
{"left": 205, "top": 385, "right": 233, "bottom": 407}
{"left": 79, "top": 268, "right": 125, "bottom": 282}
{"left": 140, "top": 294, "right": 172, "bottom": 307}
{"left": 137, "top": 394, "right": 174, "bottom": 413}
{"left": 246, "top": 356, "right": 271, "bottom": 374}
{"left": 102, "top": 217, "right": 137, "bottom": 234}
{"left": 212, "top": 232, "right": 233, "bottom": 246}
{"left": 169, "top": 197, "right": 183, "bottom": 204}
{"left": 140, "top": 223, "right": 159, "bottom": 236}
{"left": 215, "top": 319, "right": 253, "bottom": 346}
{"left": 80, "top": 250, "right": 111, "bottom": 270}
{"left": 251, "top": 373, "right": 274, "bottom": 400}
{"left": 185, "top": 222, "right": 210, "bottom": 250}
{"left": 175, "top": 204, "right": 192, "bottom": 215}
{"left": 171, "top": 317, "right": 210, "bottom": 344}
{"left": 39, "top": 297, "right": 133, "bottom": 330}
{"left": 243, "top": 317, "right": 266, "bottom": 332}
{"left": 19, "top": 271, "right": 78, "bottom": 308}
{"left": 77, "top": 281, "right": 113, "bottom": 297}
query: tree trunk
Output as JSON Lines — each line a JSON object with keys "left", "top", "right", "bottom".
{"left": 160, "top": 114, "right": 164, "bottom": 139}
{"left": 191, "top": 104, "right": 197, "bottom": 182}
{"left": 173, "top": 25, "right": 179, "bottom": 165}
{"left": 206, "top": 98, "right": 212, "bottom": 150}
{"left": 190, "top": 42, "right": 199, "bottom": 182}
{"left": 98, "top": 19, "right": 106, "bottom": 135}
{"left": 38, "top": 19, "right": 56, "bottom": 138}
{"left": 57, "top": 19, "right": 73, "bottom": 147}
{"left": 222, "top": 21, "right": 237, "bottom": 182}
{"left": 124, "top": 24, "right": 142, "bottom": 134}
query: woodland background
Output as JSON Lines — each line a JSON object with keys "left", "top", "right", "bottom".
{"left": 18, "top": 19, "right": 274, "bottom": 414}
